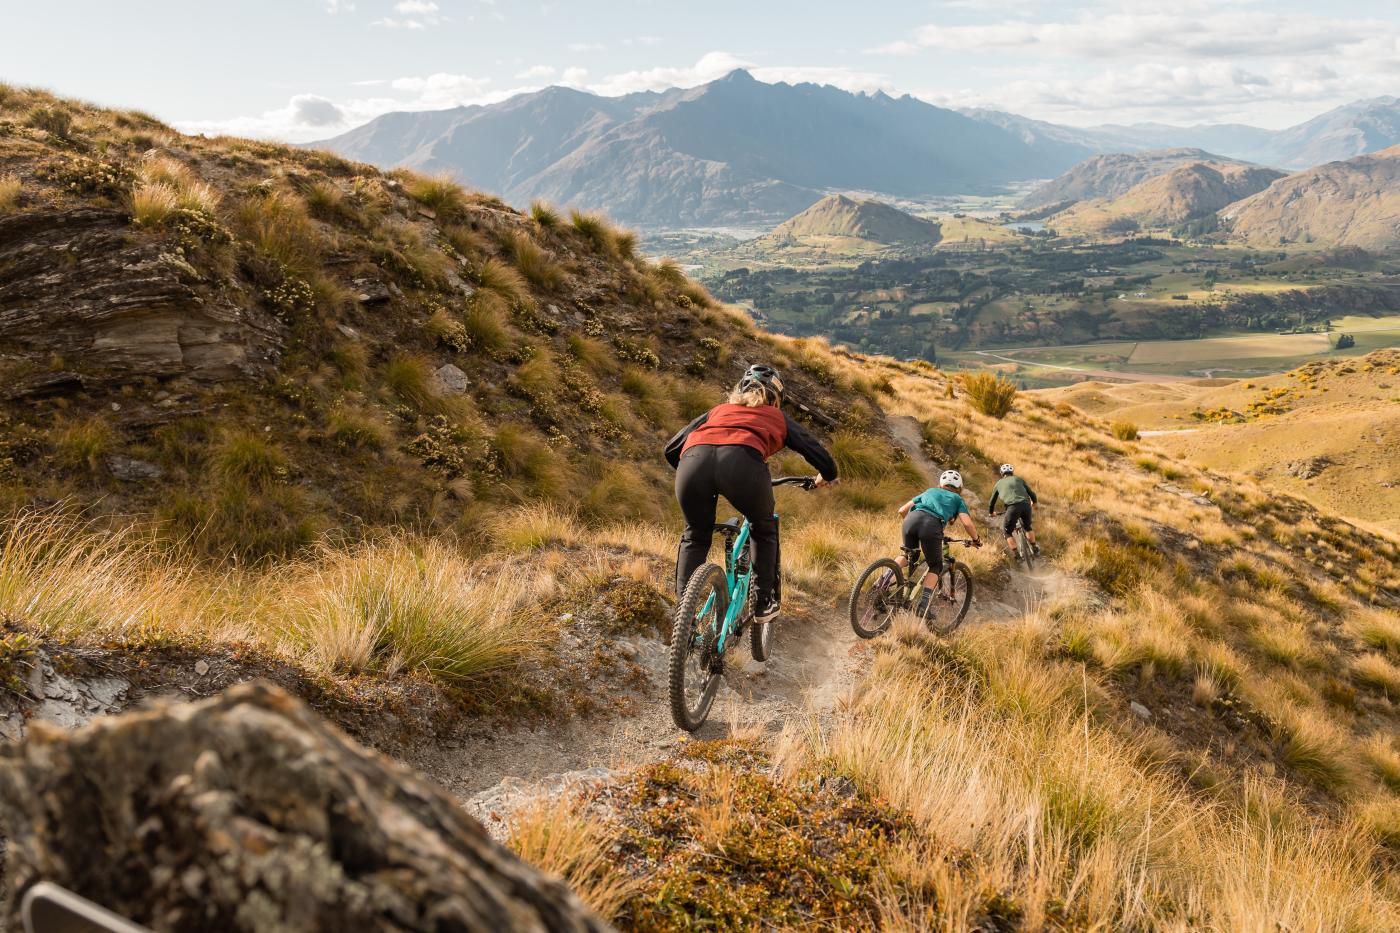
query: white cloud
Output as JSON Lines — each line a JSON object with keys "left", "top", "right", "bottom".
{"left": 323, "top": 0, "right": 354, "bottom": 12}
{"left": 877, "top": 10, "right": 1392, "bottom": 60}
{"left": 394, "top": 0, "right": 438, "bottom": 12}
{"left": 372, "top": 17, "right": 426, "bottom": 28}
{"left": 560, "top": 67, "right": 588, "bottom": 86}
{"left": 515, "top": 64, "right": 556, "bottom": 80}
{"left": 621, "top": 36, "right": 662, "bottom": 47}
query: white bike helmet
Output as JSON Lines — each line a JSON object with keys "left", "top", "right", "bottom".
{"left": 999, "top": 463, "right": 1015, "bottom": 475}
{"left": 939, "top": 469, "right": 963, "bottom": 489}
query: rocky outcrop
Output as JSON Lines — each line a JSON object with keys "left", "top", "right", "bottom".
{"left": 0, "top": 209, "right": 281, "bottom": 397}
{"left": 0, "top": 681, "right": 610, "bottom": 932}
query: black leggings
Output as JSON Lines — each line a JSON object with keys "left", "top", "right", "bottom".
{"left": 675, "top": 445, "right": 779, "bottom": 606}
{"left": 902, "top": 509, "right": 946, "bottom": 575}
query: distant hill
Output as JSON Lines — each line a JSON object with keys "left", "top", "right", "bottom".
{"left": 1050, "top": 160, "right": 1284, "bottom": 233}
{"left": 314, "top": 70, "right": 1093, "bottom": 226}
{"left": 1019, "top": 148, "right": 1250, "bottom": 210}
{"left": 769, "top": 194, "right": 940, "bottom": 245}
{"left": 1221, "top": 144, "right": 1400, "bottom": 249}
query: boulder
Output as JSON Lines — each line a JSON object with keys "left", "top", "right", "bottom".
{"left": 429, "top": 363, "right": 470, "bottom": 397}
{"left": 106, "top": 456, "right": 164, "bottom": 482}
{"left": 1284, "top": 456, "right": 1332, "bottom": 480}
{"left": 0, "top": 681, "right": 611, "bottom": 932}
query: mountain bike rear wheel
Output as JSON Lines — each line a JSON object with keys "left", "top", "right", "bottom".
{"left": 849, "top": 558, "right": 905, "bottom": 639}
{"left": 669, "top": 563, "right": 728, "bottom": 732}
{"left": 924, "top": 563, "right": 973, "bottom": 635}
{"left": 1015, "top": 529, "right": 1035, "bottom": 572}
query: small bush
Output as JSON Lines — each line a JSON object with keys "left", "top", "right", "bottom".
{"left": 829, "top": 431, "right": 893, "bottom": 481}
{"left": 0, "top": 174, "right": 20, "bottom": 213}
{"left": 961, "top": 372, "right": 1017, "bottom": 419}
{"left": 1111, "top": 421, "right": 1140, "bottom": 441}
{"left": 26, "top": 105, "right": 72, "bottom": 139}
{"left": 530, "top": 200, "right": 561, "bottom": 228}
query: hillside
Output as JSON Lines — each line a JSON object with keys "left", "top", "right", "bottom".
{"left": 769, "top": 194, "right": 939, "bottom": 245}
{"left": 3, "top": 84, "right": 1400, "bottom": 932}
{"left": 1018, "top": 148, "right": 1249, "bottom": 210}
{"left": 1051, "top": 160, "right": 1284, "bottom": 233}
{"left": 1040, "top": 350, "right": 1400, "bottom": 534}
{"left": 1221, "top": 144, "right": 1400, "bottom": 249}
{"left": 315, "top": 70, "right": 1089, "bottom": 226}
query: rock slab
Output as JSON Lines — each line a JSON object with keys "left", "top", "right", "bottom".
{"left": 0, "top": 680, "right": 611, "bottom": 933}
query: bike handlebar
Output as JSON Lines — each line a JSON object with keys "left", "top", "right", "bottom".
{"left": 772, "top": 476, "right": 818, "bottom": 489}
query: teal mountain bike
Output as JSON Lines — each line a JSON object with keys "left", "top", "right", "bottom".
{"left": 669, "top": 476, "right": 815, "bottom": 732}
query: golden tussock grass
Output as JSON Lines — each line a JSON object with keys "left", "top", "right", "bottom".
{"left": 506, "top": 795, "right": 639, "bottom": 921}
{"left": 505, "top": 230, "right": 564, "bottom": 290}
{"left": 0, "top": 173, "right": 21, "bottom": 212}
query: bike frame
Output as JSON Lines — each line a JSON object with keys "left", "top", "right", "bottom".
{"left": 698, "top": 518, "right": 758, "bottom": 654}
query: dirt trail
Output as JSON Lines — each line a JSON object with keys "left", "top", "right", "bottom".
{"left": 417, "top": 416, "right": 1073, "bottom": 832}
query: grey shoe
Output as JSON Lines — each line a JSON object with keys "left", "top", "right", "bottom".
{"left": 755, "top": 598, "right": 780, "bottom": 624}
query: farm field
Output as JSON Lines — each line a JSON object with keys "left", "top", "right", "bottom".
{"left": 949, "top": 314, "right": 1400, "bottom": 383}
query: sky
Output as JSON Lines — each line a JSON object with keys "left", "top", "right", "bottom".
{"left": 3, "top": 0, "right": 1398, "bottom": 143}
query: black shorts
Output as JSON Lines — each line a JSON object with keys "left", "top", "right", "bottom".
{"left": 1002, "top": 501, "right": 1033, "bottom": 535}
{"left": 902, "top": 510, "right": 946, "bottom": 574}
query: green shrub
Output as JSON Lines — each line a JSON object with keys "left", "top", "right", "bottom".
{"left": 961, "top": 372, "right": 1017, "bottom": 419}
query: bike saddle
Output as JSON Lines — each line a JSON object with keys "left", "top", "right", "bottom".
{"left": 713, "top": 518, "right": 743, "bottom": 534}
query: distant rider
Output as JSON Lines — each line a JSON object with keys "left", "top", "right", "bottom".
{"left": 664, "top": 364, "right": 837, "bottom": 625}
{"left": 896, "top": 469, "right": 982, "bottom": 616}
{"left": 988, "top": 463, "right": 1040, "bottom": 557}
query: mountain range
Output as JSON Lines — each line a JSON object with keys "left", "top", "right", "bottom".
{"left": 314, "top": 74, "right": 1400, "bottom": 227}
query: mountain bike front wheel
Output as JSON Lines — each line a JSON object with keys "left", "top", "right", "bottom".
{"left": 849, "top": 558, "right": 905, "bottom": 639}
{"left": 924, "top": 563, "right": 973, "bottom": 635}
{"left": 669, "top": 563, "right": 728, "bottom": 732}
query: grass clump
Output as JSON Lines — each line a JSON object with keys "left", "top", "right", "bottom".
{"left": 508, "top": 796, "right": 638, "bottom": 922}
{"left": 476, "top": 256, "right": 533, "bottom": 308}
{"left": 487, "top": 503, "right": 582, "bottom": 551}
{"left": 0, "top": 174, "right": 21, "bottom": 213}
{"left": 1110, "top": 420, "right": 1140, "bottom": 441}
{"left": 569, "top": 210, "right": 617, "bottom": 256}
{"left": 282, "top": 538, "right": 539, "bottom": 681}
{"left": 234, "top": 189, "right": 320, "bottom": 274}
{"left": 505, "top": 230, "right": 564, "bottom": 290}
{"left": 26, "top": 105, "right": 72, "bottom": 139}
{"left": 1353, "top": 653, "right": 1400, "bottom": 700}
{"left": 54, "top": 417, "right": 113, "bottom": 472}
{"left": 529, "top": 200, "right": 561, "bottom": 228}
{"left": 325, "top": 407, "right": 392, "bottom": 451}
{"left": 961, "top": 372, "right": 1017, "bottom": 419}
{"left": 384, "top": 354, "right": 435, "bottom": 409}
{"left": 210, "top": 430, "right": 288, "bottom": 489}
{"left": 402, "top": 173, "right": 466, "bottom": 219}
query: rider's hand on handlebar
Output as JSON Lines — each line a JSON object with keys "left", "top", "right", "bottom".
{"left": 813, "top": 476, "right": 834, "bottom": 488}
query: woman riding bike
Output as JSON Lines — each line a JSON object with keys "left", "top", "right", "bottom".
{"left": 664, "top": 364, "right": 837, "bottom": 624}
{"left": 896, "top": 469, "right": 983, "bottom": 616}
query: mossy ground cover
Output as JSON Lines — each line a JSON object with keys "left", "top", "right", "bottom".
{"left": 606, "top": 738, "right": 1021, "bottom": 932}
